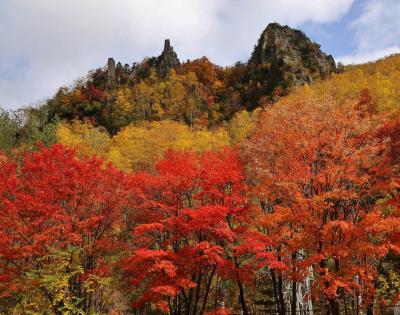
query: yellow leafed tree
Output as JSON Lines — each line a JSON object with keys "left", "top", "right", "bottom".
{"left": 281, "top": 54, "right": 400, "bottom": 114}
{"left": 57, "top": 120, "right": 111, "bottom": 159}
{"left": 227, "top": 109, "right": 261, "bottom": 144}
{"left": 109, "top": 121, "right": 229, "bottom": 172}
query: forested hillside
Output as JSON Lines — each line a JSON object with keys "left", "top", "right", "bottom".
{"left": 42, "top": 23, "right": 336, "bottom": 134}
{"left": 0, "top": 22, "right": 400, "bottom": 315}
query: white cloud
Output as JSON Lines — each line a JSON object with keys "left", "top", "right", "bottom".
{"left": 0, "top": 0, "right": 355, "bottom": 109}
{"left": 337, "top": 46, "right": 400, "bottom": 64}
{"left": 206, "top": 0, "right": 355, "bottom": 65}
{"left": 351, "top": 0, "right": 400, "bottom": 52}
{"left": 337, "top": 0, "right": 400, "bottom": 64}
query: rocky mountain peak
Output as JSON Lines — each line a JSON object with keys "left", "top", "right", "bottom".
{"left": 249, "top": 23, "right": 336, "bottom": 85}
{"left": 157, "top": 39, "right": 180, "bottom": 77}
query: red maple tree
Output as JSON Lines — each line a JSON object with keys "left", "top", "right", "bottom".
{"left": 0, "top": 144, "right": 128, "bottom": 312}
{"left": 124, "top": 148, "right": 277, "bottom": 314}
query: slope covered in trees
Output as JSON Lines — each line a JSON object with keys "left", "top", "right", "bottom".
{"left": 42, "top": 23, "right": 338, "bottom": 134}
{"left": 1, "top": 88, "right": 400, "bottom": 314}
{"left": 282, "top": 54, "right": 400, "bottom": 114}
{"left": 0, "top": 25, "right": 400, "bottom": 314}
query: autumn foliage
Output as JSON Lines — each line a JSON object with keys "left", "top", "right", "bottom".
{"left": 123, "top": 149, "right": 278, "bottom": 314}
{"left": 1, "top": 55, "right": 400, "bottom": 314}
{"left": 242, "top": 99, "right": 400, "bottom": 314}
{"left": 0, "top": 145, "right": 128, "bottom": 313}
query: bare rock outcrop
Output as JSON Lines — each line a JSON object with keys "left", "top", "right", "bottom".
{"left": 249, "top": 23, "right": 336, "bottom": 84}
{"left": 157, "top": 39, "right": 180, "bottom": 77}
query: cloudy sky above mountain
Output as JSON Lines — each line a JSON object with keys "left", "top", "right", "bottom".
{"left": 0, "top": 0, "right": 399, "bottom": 109}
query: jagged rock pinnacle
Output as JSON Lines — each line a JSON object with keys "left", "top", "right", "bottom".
{"left": 157, "top": 39, "right": 180, "bottom": 76}
{"left": 107, "top": 57, "right": 116, "bottom": 85}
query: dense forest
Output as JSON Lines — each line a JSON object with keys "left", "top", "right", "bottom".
{"left": 1, "top": 23, "right": 400, "bottom": 315}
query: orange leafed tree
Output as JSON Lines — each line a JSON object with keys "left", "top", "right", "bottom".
{"left": 243, "top": 99, "right": 399, "bottom": 314}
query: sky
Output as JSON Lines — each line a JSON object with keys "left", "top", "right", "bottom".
{"left": 0, "top": 0, "right": 399, "bottom": 110}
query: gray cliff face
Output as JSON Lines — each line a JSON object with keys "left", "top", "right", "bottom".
{"left": 249, "top": 23, "right": 336, "bottom": 85}
{"left": 157, "top": 39, "right": 180, "bottom": 77}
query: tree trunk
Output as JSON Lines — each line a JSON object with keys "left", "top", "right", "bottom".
{"left": 271, "top": 269, "right": 282, "bottom": 315}
{"left": 291, "top": 252, "right": 297, "bottom": 315}
{"left": 200, "top": 267, "right": 216, "bottom": 315}
{"left": 328, "top": 298, "right": 340, "bottom": 315}
{"left": 237, "top": 280, "right": 249, "bottom": 315}
{"left": 278, "top": 274, "right": 286, "bottom": 315}
{"left": 291, "top": 280, "right": 297, "bottom": 315}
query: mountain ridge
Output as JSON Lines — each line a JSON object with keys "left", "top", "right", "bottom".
{"left": 41, "top": 23, "right": 339, "bottom": 133}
